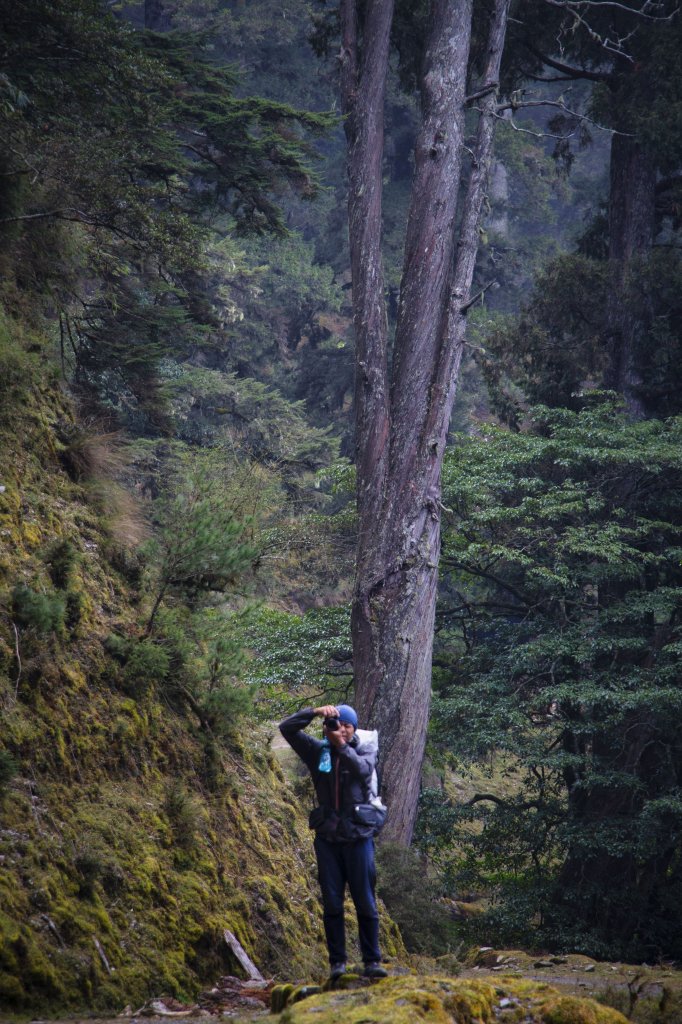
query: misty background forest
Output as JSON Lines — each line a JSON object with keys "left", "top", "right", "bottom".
{"left": 1, "top": 0, "right": 682, "bottom": 1020}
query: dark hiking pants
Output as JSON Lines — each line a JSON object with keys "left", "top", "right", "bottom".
{"left": 314, "top": 834, "right": 381, "bottom": 966}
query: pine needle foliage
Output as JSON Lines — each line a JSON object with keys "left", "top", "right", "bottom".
{"left": 421, "top": 400, "right": 682, "bottom": 960}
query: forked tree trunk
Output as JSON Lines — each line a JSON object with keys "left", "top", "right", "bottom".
{"left": 342, "top": 0, "right": 510, "bottom": 844}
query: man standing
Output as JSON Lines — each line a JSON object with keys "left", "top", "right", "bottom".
{"left": 279, "top": 703, "right": 388, "bottom": 981}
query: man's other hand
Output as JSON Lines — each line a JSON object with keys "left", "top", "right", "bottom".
{"left": 313, "top": 705, "right": 340, "bottom": 718}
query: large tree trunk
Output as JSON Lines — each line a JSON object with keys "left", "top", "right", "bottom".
{"left": 605, "top": 132, "right": 656, "bottom": 417}
{"left": 343, "top": 0, "right": 510, "bottom": 844}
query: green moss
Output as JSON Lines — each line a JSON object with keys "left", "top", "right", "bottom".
{"left": 278, "top": 976, "right": 630, "bottom": 1024}
{"left": 0, "top": 971, "right": 24, "bottom": 1003}
{"left": 441, "top": 977, "right": 497, "bottom": 1022}
{"left": 539, "top": 995, "right": 629, "bottom": 1024}
{"left": 272, "top": 983, "right": 296, "bottom": 1012}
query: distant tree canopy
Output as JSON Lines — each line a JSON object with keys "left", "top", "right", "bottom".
{"left": 480, "top": 247, "right": 682, "bottom": 423}
{"left": 0, "top": 0, "right": 333, "bottom": 420}
{"left": 484, "top": 0, "right": 682, "bottom": 420}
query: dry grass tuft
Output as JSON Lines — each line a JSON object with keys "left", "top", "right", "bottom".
{"left": 58, "top": 424, "right": 129, "bottom": 482}
{"left": 101, "top": 482, "right": 150, "bottom": 550}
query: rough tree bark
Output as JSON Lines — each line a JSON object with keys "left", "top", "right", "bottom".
{"left": 341, "top": 0, "right": 511, "bottom": 844}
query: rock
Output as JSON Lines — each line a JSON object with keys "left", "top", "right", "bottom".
{"left": 584, "top": 964, "right": 596, "bottom": 973}
{"left": 534, "top": 960, "right": 555, "bottom": 968}
{"left": 141, "top": 999, "right": 199, "bottom": 1017}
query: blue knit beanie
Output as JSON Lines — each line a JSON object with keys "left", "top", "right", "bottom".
{"left": 337, "top": 704, "right": 358, "bottom": 728}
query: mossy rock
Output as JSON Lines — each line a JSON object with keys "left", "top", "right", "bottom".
{"left": 271, "top": 983, "right": 296, "bottom": 1013}
{"left": 277, "top": 974, "right": 629, "bottom": 1024}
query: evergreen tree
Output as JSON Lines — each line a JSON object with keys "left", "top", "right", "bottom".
{"left": 423, "top": 402, "right": 682, "bottom": 958}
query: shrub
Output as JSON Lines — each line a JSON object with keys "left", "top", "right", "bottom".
{"left": 144, "top": 459, "right": 257, "bottom": 632}
{"left": 121, "top": 639, "right": 170, "bottom": 699}
{"left": 202, "top": 683, "right": 254, "bottom": 738}
{"left": 164, "top": 782, "right": 206, "bottom": 850}
{"left": 43, "top": 539, "right": 78, "bottom": 589}
{"left": 64, "top": 589, "right": 85, "bottom": 630}
{"left": 11, "top": 585, "right": 65, "bottom": 634}
{"left": 105, "top": 633, "right": 172, "bottom": 697}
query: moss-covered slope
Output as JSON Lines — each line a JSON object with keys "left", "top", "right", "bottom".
{"left": 0, "top": 311, "right": 402, "bottom": 1016}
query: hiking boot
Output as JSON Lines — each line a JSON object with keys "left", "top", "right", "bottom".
{"left": 363, "top": 962, "right": 388, "bottom": 979}
{"left": 329, "top": 962, "right": 346, "bottom": 981}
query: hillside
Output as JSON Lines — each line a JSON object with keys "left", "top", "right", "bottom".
{"left": 0, "top": 310, "right": 402, "bottom": 1014}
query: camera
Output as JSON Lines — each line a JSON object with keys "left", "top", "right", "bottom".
{"left": 324, "top": 716, "right": 340, "bottom": 731}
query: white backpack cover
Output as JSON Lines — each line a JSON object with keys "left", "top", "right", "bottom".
{"left": 355, "top": 728, "right": 387, "bottom": 811}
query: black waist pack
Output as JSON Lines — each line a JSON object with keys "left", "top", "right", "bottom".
{"left": 352, "top": 802, "right": 387, "bottom": 831}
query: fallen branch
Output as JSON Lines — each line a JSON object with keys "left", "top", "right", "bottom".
{"left": 12, "top": 621, "right": 21, "bottom": 698}
{"left": 41, "top": 914, "right": 65, "bottom": 948}
{"left": 223, "top": 929, "right": 264, "bottom": 982}
{"left": 93, "top": 936, "right": 113, "bottom": 975}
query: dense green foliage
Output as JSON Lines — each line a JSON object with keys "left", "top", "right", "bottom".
{"left": 420, "top": 402, "right": 682, "bottom": 959}
{"left": 0, "top": 0, "right": 334, "bottom": 418}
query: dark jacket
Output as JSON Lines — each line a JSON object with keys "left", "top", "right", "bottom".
{"left": 279, "top": 707, "right": 377, "bottom": 842}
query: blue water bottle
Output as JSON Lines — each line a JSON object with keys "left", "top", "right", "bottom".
{"left": 318, "top": 739, "right": 332, "bottom": 773}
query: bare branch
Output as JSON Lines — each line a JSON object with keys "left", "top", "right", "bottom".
{"left": 497, "top": 96, "right": 632, "bottom": 135}
{"left": 544, "top": 0, "right": 678, "bottom": 20}
{"left": 466, "top": 81, "right": 499, "bottom": 104}
{"left": 524, "top": 42, "right": 610, "bottom": 81}
{"left": 467, "top": 793, "right": 542, "bottom": 810}
{"left": 0, "top": 207, "right": 147, "bottom": 247}
{"left": 440, "top": 557, "right": 529, "bottom": 606}
{"left": 492, "top": 110, "right": 579, "bottom": 141}
{"left": 542, "top": 2, "right": 646, "bottom": 60}
{"left": 461, "top": 277, "right": 498, "bottom": 313}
